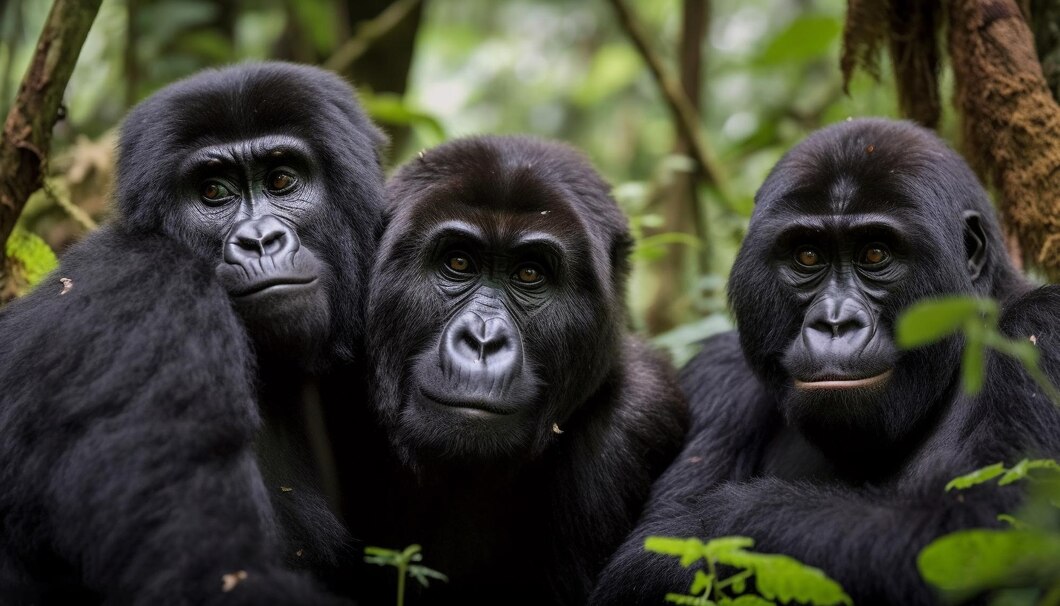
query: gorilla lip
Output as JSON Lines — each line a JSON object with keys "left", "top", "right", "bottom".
{"left": 794, "top": 369, "right": 893, "bottom": 390}
{"left": 233, "top": 276, "right": 317, "bottom": 298}
{"left": 419, "top": 389, "right": 516, "bottom": 416}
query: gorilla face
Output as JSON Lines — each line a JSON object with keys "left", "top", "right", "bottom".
{"left": 729, "top": 119, "right": 1005, "bottom": 451}
{"left": 182, "top": 134, "right": 332, "bottom": 357}
{"left": 115, "top": 63, "right": 386, "bottom": 367}
{"left": 369, "top": 137, "right": 630, "bottom": 465}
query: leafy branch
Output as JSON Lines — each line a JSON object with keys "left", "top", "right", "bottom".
{"left": 645, "top": 535, "right": 852, "bottom": 605}
{"left": 895, "top": 296, "right": 1060, "bottom": 405}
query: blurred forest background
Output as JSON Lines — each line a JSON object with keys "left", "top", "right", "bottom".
{"left": 1, "top": 0, "right": 1058, "bottom": 364}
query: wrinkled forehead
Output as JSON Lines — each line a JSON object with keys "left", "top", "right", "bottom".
{"left": 398, "top": 170, "right": 592, "bottom": 252}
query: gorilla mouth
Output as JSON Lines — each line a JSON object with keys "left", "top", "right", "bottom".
{"left": 794, "top": 369, "right": 893, "bottom": 390}
{"left": 419, "top": 388, "right": 517, "bottom": 416}
{"left": 232, "top": 276, "right": 318, "bottom": 298}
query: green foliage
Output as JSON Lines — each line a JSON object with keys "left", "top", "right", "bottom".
{"left": 895, "top": 296, "right": 1060, "bottom": 404}
{"left": 5, "top": 226, "right": 58, "bottom": 292}
{"left": 918, "top": 530, "right": 1060, "bottom": 595}
{"left": 921, "top": 460, "right": 1060, "bottom": 602}
{"left": 645, "top": 536, "right": 852, "bottom": 606}
{"left": 360, "top": 91, "right": 447, "bottom": 148}
{"left": 364, "top": 544, "right": 447, "bottom": 606}
{"left": 755, "top": 16, "right": 842, "bottom": 67}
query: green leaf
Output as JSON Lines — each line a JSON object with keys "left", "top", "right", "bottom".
{"left": 945, "top": 463, "right": 1006, "bottom": 491}
{"left": 998, "top": 459, "right": 1060, "bottom": 486}
{"left": 361, "top": 92, "right": 446, "bottom": 146}
{"left": 690, "top": 571, "right": 714, "bottom": 596}
{"left": 726, "top": 596, "right": 776, "bottom": 606}
{"left": 996, "top": 514, "right": 1026, "bottom": 529}
{"left": 701, "top": 536, "right": 756, "bottom": 559}
{"left": 961, "top": 338, "right": 985, "bottom": 394}
{"left": 645, "top": 536, "right": 708, "bottom": 568}
{"left": 756, "top": 16, "right": 842, "bottom": 66}
{"left": 408, "top": 564, "right": 449, "bottom": 588}
{"left": 713, "top": 549, "right": 852, "bottom": 606}
{"left": 918, "top": 529, "right": 1060, "bottom": 592}
{"left": 895, "top": 296, "right": 995, "bottom": 348}
{"left": 665, "top": 593, "right": 715, "bottom": 606}
{"left": 5, "top": 226, "right": 58, "bottom": 288}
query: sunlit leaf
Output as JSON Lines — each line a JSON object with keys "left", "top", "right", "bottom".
{"left": 665, "top": 593, "right": 715, "bottom": 606}
{"left": 645, "top": 536, "right": 707, "bottom": 568}
{"left": 690, "top": 570, "right": 714, "bottom": 596}
{"left": 5, "top": 226, "right": 58, "bottom": 288}
{"left": 945, "top": 462, "right": 1005, "bottom": 491}
{"left": 998, "top": 459, "right": 1060, "bottom": 486}
{"left": 713, "top": 548, "right": 852, "bottom": 606}
{"left": 918, "top": 529, "right": 1060, "bottom": 592}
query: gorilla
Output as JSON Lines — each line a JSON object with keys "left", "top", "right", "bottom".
{"left": 590, "top": 119, "right": 1060, "bottom": 605}
{"left": 328, "top": 136, "right": 688, "bottom": 605}
{"left": 0, "top": 63, "right": 384, "bottom": 604}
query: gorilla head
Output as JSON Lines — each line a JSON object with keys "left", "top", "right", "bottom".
{"left": 729, "top": 118, "right": 1024, "bottom": 453}
{"left": 116, "top": 63, "right": 385, "bottom": 366}
{"left": 368, "top": 136, "right": 632, "bottom": 465}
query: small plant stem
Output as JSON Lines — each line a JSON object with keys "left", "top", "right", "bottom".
{"left": 706, "top": 557, "right": 722, "bottom": 601}
{"left": 715, "top": 568, "right": 753, "bottom": 592}
{"left": 396, "top": 560, "right": 407, "bottom": 606}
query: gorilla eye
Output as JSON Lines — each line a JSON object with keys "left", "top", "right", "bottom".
{"left": 201, "top": 182, "right": 233, "bottom": 204}
{"left": 859, "top": 244, "right": 891, "bottom": 267}
{"left": 266, "top": 170, "right": 297, "bottom": 193}
{"left": 794, "top": 247, "right": 823, "bottom": 268}
{"left": 513, "top": 265, "right": 544, "bottom": 285}
{"left": 447, "top": 256, "right": 472, "bottom": 273}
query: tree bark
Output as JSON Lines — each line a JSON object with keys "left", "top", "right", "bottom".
{"left": 0, "top": 0, "right": 101, "bottom": 258}
{"left": 644, "top": 0, "right": 710, "bottom": 334}
{"left": 338, "top": 0, "right": 426, "bottom": 157}
{"left": 949, "top": 0, "right": 1060, "bottom": 279}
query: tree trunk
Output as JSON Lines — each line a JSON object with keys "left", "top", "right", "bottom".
{"left": 0, "top": 0, "right": 102, "bottom": 256}
{"left": 644, "top": 0, "right": 709, "bottom": 334}
{"left": 341, "top": 0, "right": 426, "bottom": 157}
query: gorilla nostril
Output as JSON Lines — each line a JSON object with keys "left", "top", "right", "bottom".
{"left": 224, "top": 216, "right": 301, "bottom": 265}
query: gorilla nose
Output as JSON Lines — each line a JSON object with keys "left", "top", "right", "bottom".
{"left": 803, "top": 298, "right": 872, "bottom": 352}
{"left": 448, "top": 313, "right": 518, "bottom": 366}
{"left": 224, "top": 216, "right": 299, "bottom": 264}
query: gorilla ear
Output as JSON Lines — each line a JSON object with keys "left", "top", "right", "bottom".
{"left": 962, "top": 210, "right": 988, "bottom": 281}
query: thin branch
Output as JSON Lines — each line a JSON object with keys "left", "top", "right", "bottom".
{"left": 323, "top": 0, "right": 422, "bottom": 75}
{"left": 607, "top": 0, "right": 731, "bottom": 203}
{"left": 0, "top": 0, "right": 101, "bottom": 258}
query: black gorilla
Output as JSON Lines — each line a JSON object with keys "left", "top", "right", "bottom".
{"left": 591, "top": 119, "right": 1060, "bottom": 605}
{"left": 0, "top": 63, "right": 384, "bottom": 604}
{"left": 329, "top": 136, "right": 688, "bottom": 605}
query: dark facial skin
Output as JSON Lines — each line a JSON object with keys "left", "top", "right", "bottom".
{"left": 179, "top": 134, "right": 331, "bottom": 357}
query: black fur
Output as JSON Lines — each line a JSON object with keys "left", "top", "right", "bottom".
{"left": 590, "top": 119, "right": 1060, "bottom": 605}
{"left": 0, "top": 63, "right": 385, "bottom": 604}
{"left": 330, "top": 136, "right": 688, "bottom": 605}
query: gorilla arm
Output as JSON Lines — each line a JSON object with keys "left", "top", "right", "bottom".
{"left": 592, "top": 299, "right": 1060, "bottom": 606}
{"left": 0, "top": 226, "right": 346, "bottom": 605}
{"left": 589, "top": 331, "right": 776, "bottom": 604}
